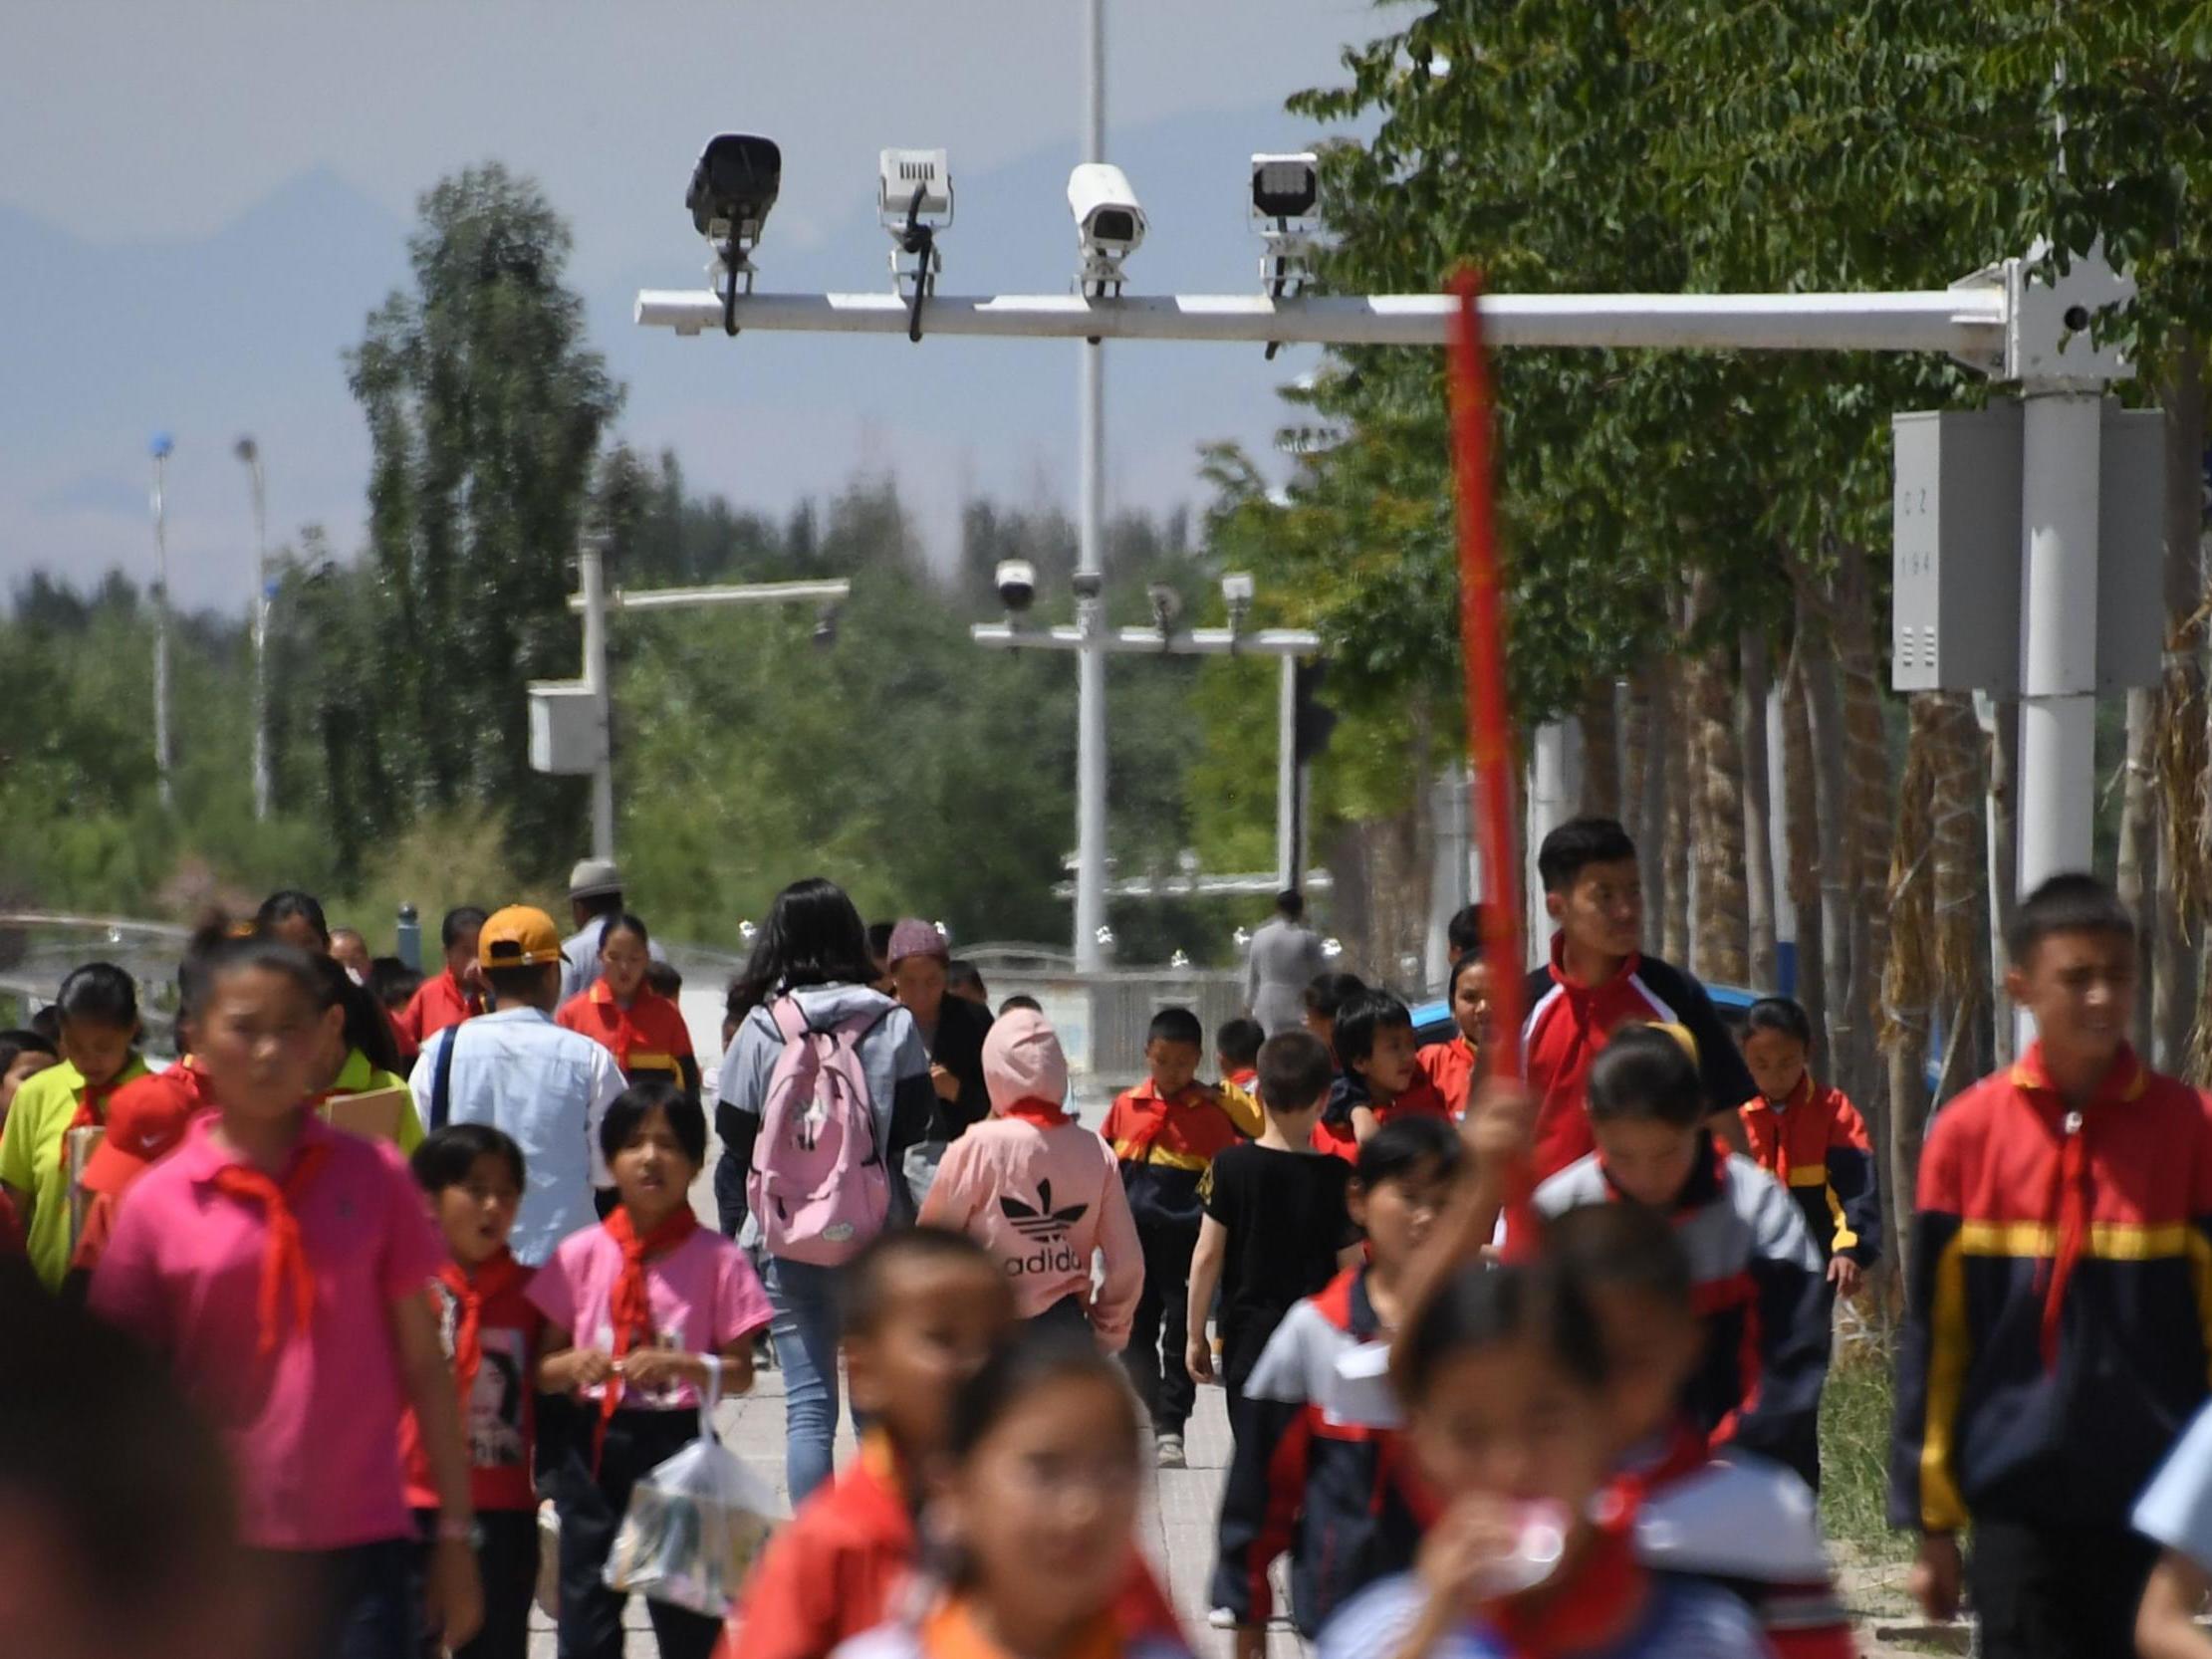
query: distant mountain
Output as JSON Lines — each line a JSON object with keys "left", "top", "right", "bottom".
{"left": 1, "top": 106, "right": 1338, "bottom": 611}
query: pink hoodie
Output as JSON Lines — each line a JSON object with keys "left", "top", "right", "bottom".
{"left": 916, "top": 1010, "right": 1142, "bottom": 1351}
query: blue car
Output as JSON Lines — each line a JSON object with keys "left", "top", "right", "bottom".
{"left": 1411, "top": 983, "right": 1762, "bottom": 1047}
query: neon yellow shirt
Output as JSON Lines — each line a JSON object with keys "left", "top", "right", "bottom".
{"left": 327, "top": 1048, "right": 424, "bottom": 1152}
{"left": 0, "top": 1055, "right": 150, "bottom": 1289}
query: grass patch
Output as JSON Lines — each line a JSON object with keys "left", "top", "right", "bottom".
{"left": 1820, "top": 1334, "right": 1914, "bottom": 1571}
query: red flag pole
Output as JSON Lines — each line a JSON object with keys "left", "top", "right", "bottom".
{"left": 1445, "top": 269, "right": 1535, "bottom": 1247}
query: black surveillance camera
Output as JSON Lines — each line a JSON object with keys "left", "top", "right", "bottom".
{"left": 688, "top": 134, "right": 783, "bottom": 247}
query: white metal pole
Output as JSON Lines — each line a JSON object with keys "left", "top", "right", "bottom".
{"left": 2014, "top": 384, "right": 2101, "bottom": 1048}
{"left": 579, "top": 541, "right": 615, "bottom": 861}
{"left": 149, "top": 442, "right": 173, "bottom": 812}
{"left": 1276, "top": 655, "right": 1298, "bottom": 891}
{"left": 1765, "top": 685, "right": 1798, "bottom": 995}
{"left": 241, "top": 442, "right": 271, "bottom": 823}
{"left": 1525, "top": 721, "right": 1581, "bottom": 961}
{"left": 1073, "top": 0, "right": 1108, "bottom": 973}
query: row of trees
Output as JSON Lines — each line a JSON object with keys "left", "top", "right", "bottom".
{"left": 1200, "top": 3, "right": 2212, "bottom": 1274}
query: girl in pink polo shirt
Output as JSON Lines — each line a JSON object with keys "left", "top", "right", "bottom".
{"left": 89, "top": 930, "right": 482, "bottom": 1659}
{"left": 532, "top": 1076, "right": 772, "bottom": 1659}
{"left": 917, "top": 1009, "right": 1142, "bottom": 1350}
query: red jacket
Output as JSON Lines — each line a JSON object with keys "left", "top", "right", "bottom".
{"left": 395, "top": 969, "right": 481, "bottom": 1050}
{"left": 1520, "top": 934, "right": 1755, "bottom": 1181}
{"left": 1413, "top": 1035, "right": 1479, "bottom": 1121}
{"left": 557, "top": 980, "right": 696, "bottom": 1084}
{"left": 1739, "top": 1074, "right": 1880, "bottom": 1265}
{"left": 721, "top": 1434, "right": 1184, "bottom": 1659}
{"left": 1314, "top": 1072, "right": 1453, "bottom": 1163}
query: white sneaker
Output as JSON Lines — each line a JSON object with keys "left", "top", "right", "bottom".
{"left": 1207, "top": 1609, "right": 1238, "bottom": 1630}
{"left": 1156, "top": 1433, "right": 1187, "bottom": 1470}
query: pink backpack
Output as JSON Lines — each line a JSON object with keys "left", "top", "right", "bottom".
{"left": 746, "top": 996, "right": 892, "bottom": 1265}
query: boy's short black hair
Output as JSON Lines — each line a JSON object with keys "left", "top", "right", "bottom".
{"left": 1537, "top": 816, "right": 1639, "bottom": 895}
{"left": 998, "top": 994, "right": 1043, "bottom": 1017}
{"left": 1147, "top": 1005, "right": 1204, "bottom": 1050}
{"left": 440, "top": 905, "right": 489, "bottom": 951}
{"left": 1334, "top": 990, "right": 1413, "bottom": 1070}
{"left": 2008, "top": 872, "right": 2135, "bottom": 967}
{"left": 645, "top": 960, "right": 683, "bottom": 999}
{"left": 1215, "top": 1017, "right": 1265, "bottom": 1072}
{"left": 1446, "top": 903, "right": 1486, "bottom": 959}
{"left": 1542, "top": 1201, "right": 1693, "bottom": 1314}
{"left": 866, "top": 920, "right": 897, "bottom": 963}
{"left": 598, "top": 1077, "right": 708, "bottom": 1168}
{"left": 1355, "top": 1113, "right": 1463, "bottom": 1189}
{"left": 0, "top": 1028, "right": 57, "bottom": 1069}
{"left": 1304, "top": 971, "right": 1368, "bottom": 1021}
{"left": 1743, "top": 996, "right": 1814, "bottom": 1049}
{"left": 1256, "top": 1031, "right": 1334, "bottom": 1115}
{"left": 28, "top": 1005, "right": 61, "bottom": 1045}
{"left": 56, "top": 963, "right": 139, "bottom": 1030}
{"left": 1395, "top": 1260, "right": 1609, "bottom": 1403}
{"left": 1275, "top": 889, "right": 1307, "bottom": 921}
{"left": 841, "top": 1225, "right": 1006, "bottom": 1335}
{"left": 486, "top": 963, "right": 554, "bottom": 1007}
{"left": 1586, "top": 1025, "right": 1707, "bottom": 1129}
{"left": 410, "top": 1122, "right": 527, "bottom": 1194}
{"left": 368, "top": 957, "right": 422, "bottom": 1010}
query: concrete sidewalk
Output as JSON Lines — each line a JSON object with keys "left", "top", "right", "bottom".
{"left": 524, "top": 1360, "right": 1303, "bottom": 1658}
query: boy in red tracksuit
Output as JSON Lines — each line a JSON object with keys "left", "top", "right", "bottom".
{"left": 1738, "top": 996, "right": 1880, "bottom": 1304}
{"left": 1892, "top": 874, "right": 2212, "bottom": 1659}
{"left": 1522, "top": 817, "right": 1752, "bottom": 1179}
{"left": 1317, "top": 992, "right": 1451, "bottom": 1161}
{"left": 724, "top": 1228, "right": 1184, "bottom": 1659}
{"left": 1105, "top": 1005, "right": 1262, "bottom": 1467}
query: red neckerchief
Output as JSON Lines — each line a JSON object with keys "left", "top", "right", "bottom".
{"left": 597, "top": 1204, "right": 701, "bottom": 1465}
{"left": 1742, "top": 1072, "right": 1814, "bottom": 1185}
{"left": 440, "top": 1249, "right": 529, "bottom": 1419}
{"left": 1118, "top": 1082, "right": 1212, "bottom": 1161}
{"left": 1485, "top": 1503, "right": 1645, "bottom": 1659}
{"left": 57, "top": 1073, "right": 129, "bottom": 1172}
{"left": 2016, "top": 1043, "right": 2145, "bottom": 1369}
{"left": 1004, "top": 1097, "right": 1070, "bottom": 1129}
{"left": 208, "top": 1141, "right": 332, "bottom": 1358}
{"left": 1603, "top": 1419, "right": 1710, "bottom": 1515}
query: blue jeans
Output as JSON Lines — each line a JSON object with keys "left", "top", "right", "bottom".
{"left": 763, "top": 1254, "right": 857, "bottom": 1503}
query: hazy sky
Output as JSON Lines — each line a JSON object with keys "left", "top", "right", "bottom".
{"left": 5, "top": 1, "right": 1386, "bottom": 275}
{"left": 2, "top": 1, "right": 1410, "bottom": 609}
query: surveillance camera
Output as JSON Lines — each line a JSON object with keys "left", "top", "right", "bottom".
{"left": 879, "top": 148, "right": 953, "bottom": 234}
{"left": 1221, "top": 572, "right": 1256, "bottom": 608}
{"left": 995, "top": 560, "right": 1037, "bottom": 613}
{"left": 1147, "top": 582, "right": 1184, "bottom": 632}
{"left": 1068, "top": 162, "right": 1146, "bottom": 294}
{"left": 813, "top": 602, "right": 840, "bottom": 649}
{"left": 1071, "top": 570, "right": 1106, "bottom": 602}
{"left": 688, "top": 133, "right": 782, "bottom": 253}
{"left": 1250, "top": 152, "right": 1321, "bottom": 229}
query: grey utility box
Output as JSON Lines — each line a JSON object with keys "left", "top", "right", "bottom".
{"left": 1891, "top": 401, "right": 2164, "bottom": 694}
{"left": 527, "top": 680, "right": 604, "bottom": 775}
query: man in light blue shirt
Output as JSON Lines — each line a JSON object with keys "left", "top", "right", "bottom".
{"left": 411, "top": 904, "right": 626, "bottom": 1265}
{"left": 2134, "top": 1402, "right": 2212, "bottom": 1659}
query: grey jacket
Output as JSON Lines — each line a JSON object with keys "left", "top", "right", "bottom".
{"left": 1245, "top": 916, "right": 1326, "bottom": 1037}
{"left": 713, "top": 983, "right": 934, "bottom": 1242}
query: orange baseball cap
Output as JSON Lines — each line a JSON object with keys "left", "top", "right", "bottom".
{"left": 478, "top": 904, "right": 564, "bottom": 970}
{"left": 80, "top": 1070, "right": 203, "bottom": 1196}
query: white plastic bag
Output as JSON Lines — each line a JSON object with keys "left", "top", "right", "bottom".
{"left": 603, "top": 1359, "right": 782, "bottom": 1617}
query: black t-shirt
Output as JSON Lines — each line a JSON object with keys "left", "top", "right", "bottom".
{"left": 1204, "top": 1142, "right": 1360, "bottom": 1346}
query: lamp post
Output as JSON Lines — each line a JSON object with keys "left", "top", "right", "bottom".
{"left": 148, "top": 432, "right": 174, "bottom": 811}
{"left": 1073, "top": 0, "right": 1109, "bottom": 972}
{"left": 235, "top": 436, "right": 271, "bottom": 822}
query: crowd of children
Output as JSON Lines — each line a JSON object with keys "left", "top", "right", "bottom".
{"left": 22, "top": 825, "right": 2212, "bottom": 1659}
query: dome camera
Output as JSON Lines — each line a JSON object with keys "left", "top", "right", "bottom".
{"left": 995, "top": 560, "right": 1037, "bottom": 613}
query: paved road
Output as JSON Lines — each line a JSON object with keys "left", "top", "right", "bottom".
{"left": 523, "top": 1358, "right": 1302, "bottom": 1658}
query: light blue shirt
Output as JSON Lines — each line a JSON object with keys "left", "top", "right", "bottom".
{"left": 409, "top": 1006, "right": 626, "bottom": 1266}
{"left": 2137, "top": 1401, "right": 2212, "bottom": 1570}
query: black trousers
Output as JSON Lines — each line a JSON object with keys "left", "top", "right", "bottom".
{"left": 413, "top": 1509, "right": 539, "bottom": 1659}
{"left": 1121, "top": 1218, "right": 1199, "bottom": 1435}
{"left": 1027, "top": 1295, "right": 1094, "bottom": 1338}
{"left": 1968, "top": 1519, "right": 2158, "bottom": 1659}
{"left": 249, "top": 1540, "right": 420, "bottom": 1659}
{"left": 540, "top": 1401, "right": 723, "bottom": 1659}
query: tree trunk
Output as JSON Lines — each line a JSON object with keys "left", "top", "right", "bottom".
{"left": 1836, "top": 546, "right": 1895, "bottom": 1084}
{"left": 1783, "top": 650, "right": 1829, "bottom": 1073}
{"left": 1986, "top": 698, "right": 2021, "bottom": 1068}
{"left": 1880, "top": 695, "right": 1940, "bottom": 1300}
{"left": 1690, "top": 592, "right": 1749, "bottom": 985}
{"left": 1580, "top": 675, "right": 1620, "bottom": 819}
{"left": 2119, "top": 686, "right": 2158, "bottom": 1055}
{"left": 1740, "top": 629, "right": 1778, "bottom": 992}
{"left": 1798, "top": 586, "right": 1860, "bottom": 1103}
{"left": 1622, "top": 668, "right": 1656, "bottom": 893}
{"left": 1662, "top": 649, "right": 1694, "bottom": 970}
{"left": 2155, "top": 342, "right": 2207, "bottom": 1071}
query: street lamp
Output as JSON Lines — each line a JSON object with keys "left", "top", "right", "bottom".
{"left": 235, "top": 436, "right": 271, "bottom": 822}
{"left": 147, "top": 432, "right": 174, "bottom": 811}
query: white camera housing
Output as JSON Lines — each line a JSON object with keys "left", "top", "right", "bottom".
{"left": 1220, "top": 572, "right": 1257, "bottom": 608}
{"left": 1250, "top": 153, "right": 1321, "bottom": 232}
{"left": 995, "top": 560, "right": 1038, "bottom": 613}
{"left": 1068, "top": 162, "right": 1146, "bottom": 294}
{"left": 879, "top": 148, "right": 953, "bottom": 235}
